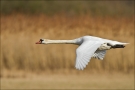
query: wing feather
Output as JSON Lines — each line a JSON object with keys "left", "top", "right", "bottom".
{"left": 92, "top": 50, "right": 106, "bottom": 60}
{"left": 75, "top": 41, "right": 102, "bottom": 70}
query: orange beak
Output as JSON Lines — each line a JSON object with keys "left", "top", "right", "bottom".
{"left": 35, "top": 40, "right": 41, "bottom": 44}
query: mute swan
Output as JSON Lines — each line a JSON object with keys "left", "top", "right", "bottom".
{"left": 36, "top": 36, "right": 129, "bottom": 70}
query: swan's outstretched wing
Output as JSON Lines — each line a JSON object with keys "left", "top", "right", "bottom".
{"left": 92, "top": 50, "right": 106, "bottom": 60}
{"left": 75, "top": 41, "right": 102, "bottom": 70}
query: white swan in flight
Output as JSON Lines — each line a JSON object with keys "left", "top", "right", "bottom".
{"left": 36, "top": 36, "right": 129, "bottom": 70}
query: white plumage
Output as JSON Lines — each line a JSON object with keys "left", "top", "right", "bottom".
{"left": 92, "top": 50, "right": 106, "bottom": 60}
{"left": 75, "top": 41, "right": 102, "bottom": 70}
{"left": 36, "top": 36, "right": 129, "bottom": 70}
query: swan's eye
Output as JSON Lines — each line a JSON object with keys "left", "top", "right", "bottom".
{"left": 40, "top": 39, "right": 44, "bottom": 42}
{"left": 107, "top": 43, "right": 111, "bottom": 46}
{"left": 40, "top": 39, "right": 44, "bottom": 41}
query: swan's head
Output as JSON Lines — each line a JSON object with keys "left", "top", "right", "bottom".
{"left": 36, "top": 39, "right": 47, "bottom": 44}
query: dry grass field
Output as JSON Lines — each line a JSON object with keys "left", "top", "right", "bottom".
{"left": 1, "top": 14, "right": 134, "bottom": 72}
{"left": 1, "top": 72, "right": 134, "bottom": 89}
{"left": 0, "top": 14, "right": 134, "bottom": 89}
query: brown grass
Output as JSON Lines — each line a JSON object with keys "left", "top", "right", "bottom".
{"left": 1, "top": 14, "right": 134, "bottom": 75}
{"left": 1, "top": 73, "right": 134, "bottom": 89}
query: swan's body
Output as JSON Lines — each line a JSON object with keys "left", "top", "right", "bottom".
{"left": 36, "top": 36, "right": 129, "bottom": 70}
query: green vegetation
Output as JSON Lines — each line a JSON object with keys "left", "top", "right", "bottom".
{"left": 1, "top": 1, "right": 134, "bottom": 16}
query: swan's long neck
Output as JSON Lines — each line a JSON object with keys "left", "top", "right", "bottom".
{"left": 44, "top": 39, "right": 78, "bottom": 44}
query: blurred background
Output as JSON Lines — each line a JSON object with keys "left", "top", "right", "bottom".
{"left": 1, "top": 0, "right": 134, "bottom": 89}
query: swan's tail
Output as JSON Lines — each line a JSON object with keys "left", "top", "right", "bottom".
{"left": 121, "top": 43, "right": 129, "bottom": 45}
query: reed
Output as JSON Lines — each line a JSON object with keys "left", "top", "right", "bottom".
{"left": 1, "top": 14, "right": 134, "bottom": 74}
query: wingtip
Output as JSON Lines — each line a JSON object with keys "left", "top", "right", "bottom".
{"left": 75, "top": 66, "right": 84, "bottom": 70}
{"left": 100, "top": 58, "right": 104, "bottom": 60}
